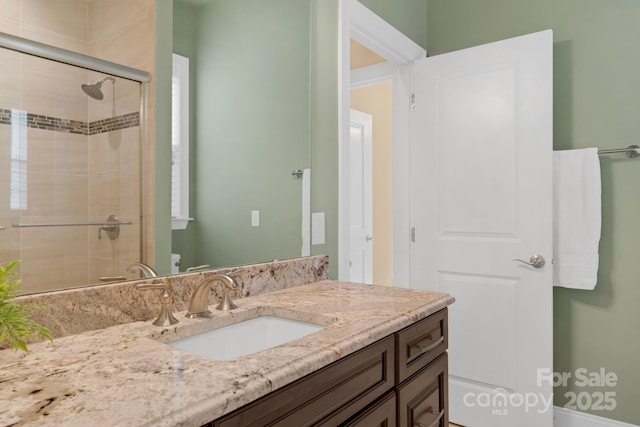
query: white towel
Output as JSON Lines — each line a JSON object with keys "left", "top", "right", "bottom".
{"left": 553, "top": 148, "right": 601, "bottom": 290}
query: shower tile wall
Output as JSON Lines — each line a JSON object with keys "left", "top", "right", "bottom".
{"left": 88, "top": 0, "right": 156, "bottom": 264}
{"left": 0, "top": 0, "right": 155, "bottom": 293}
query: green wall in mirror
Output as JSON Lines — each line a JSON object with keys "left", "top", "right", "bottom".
{"left": 171, "top": 0, "right": 310, "bottom": 271}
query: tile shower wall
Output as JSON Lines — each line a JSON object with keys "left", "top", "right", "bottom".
{"left": 0, "top": 0, "right": 155, "bottom": 293}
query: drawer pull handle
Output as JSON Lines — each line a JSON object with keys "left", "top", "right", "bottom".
{"left": 415, "top": 336, "right": 444, "bottom": 354}
{"left": 414, "top": 409, "right": 445, "bottom": 427}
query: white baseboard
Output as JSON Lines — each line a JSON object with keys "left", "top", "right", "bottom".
{"left": 554, "top": 406, "right": 639, "bottom": 427}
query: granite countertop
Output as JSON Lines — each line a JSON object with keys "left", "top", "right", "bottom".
{"left": 0, "top": 281, "right": 454, "bottom": 427}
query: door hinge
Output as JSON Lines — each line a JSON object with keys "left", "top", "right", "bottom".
{"left": 410, "top": 93, "right": 416, "bottom": 109}
{"left": 410, "top": 227, "right": 416, "bottom": 243}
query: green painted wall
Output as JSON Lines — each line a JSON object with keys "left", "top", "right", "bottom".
{"left": 153, "top": 0, "right": 173, "bottom": 275}
{"left": 309, "top": 0, "right": 339, "bottom": 275}
{"left": 172, "top": 0, "right": 310, "bottom": 270}
{"left": 427, "top": 0, "right": 640, "bottom": 423}
{"left": 359, "top": 0, "right": 428, "bottom": 49}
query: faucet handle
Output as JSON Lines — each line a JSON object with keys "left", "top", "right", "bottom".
{"left": 216, "top": 292, "right": 238, "bottom": 311}
{"left": 214, "top": 275, "right": 239, "bottom": 311}
{"left": 136, "top": 283, "right": 179, "bottom": 326}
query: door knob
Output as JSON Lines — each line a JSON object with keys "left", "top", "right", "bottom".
{"left": 512, "top": 254, "right": 545, "bottom": 269}
{"left": 365, "top": 235, "right": 374, "bottom": 242}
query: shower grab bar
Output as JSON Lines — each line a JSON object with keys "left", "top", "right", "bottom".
{"left": 598, "top": 145, "right": 640, "bottom": 158}
{"left": 13, "top": 221, "right": 132, "bottom": 228}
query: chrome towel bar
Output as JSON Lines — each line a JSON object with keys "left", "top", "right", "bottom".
{"left": 597, "top": 145, "right": 640, "bottom": 158}
{"left": 12, "top": 214, "right": 131, "bottom": 241}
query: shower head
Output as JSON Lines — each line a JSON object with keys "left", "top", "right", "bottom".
{"left": 81, "top": 76, "right": 115, "bottom": 100}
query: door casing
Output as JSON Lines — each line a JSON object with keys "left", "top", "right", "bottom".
{"left": 338, "top": 0, "right": 425, "bottom": 284}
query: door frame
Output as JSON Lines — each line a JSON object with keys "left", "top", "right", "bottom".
{"left": 338, "top": 0, "right": 426, "bottom": 283}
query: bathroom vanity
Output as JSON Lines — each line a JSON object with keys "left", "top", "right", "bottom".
{"left": 210, "top": 307, "right": 448, "bottom": 427}
{"left": 0, "top": 278, "right": 453, "bottom": 427}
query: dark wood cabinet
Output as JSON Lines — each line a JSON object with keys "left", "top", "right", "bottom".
{"left": 208, "top": 308, "right": 448, "bottom": 427}
{"left": 343, "top": 392, "right": 396, "bottom": 427}
{"left": 397, "top": 353, "right": 448, "bottom": 427}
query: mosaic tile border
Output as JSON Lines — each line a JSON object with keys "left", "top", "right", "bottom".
{"left": 0, "top": 108, "right": 139, "bottom": 136}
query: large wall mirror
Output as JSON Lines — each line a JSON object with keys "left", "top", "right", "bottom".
{"left": 1, "top": 0, "right": 312, "bottom": 295}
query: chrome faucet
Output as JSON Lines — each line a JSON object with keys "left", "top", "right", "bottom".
{"left": 127, "top": 262, "right": 158, "bottom": 278}
{"left": 186, "top": 274, "right": 238, "bottom": 318}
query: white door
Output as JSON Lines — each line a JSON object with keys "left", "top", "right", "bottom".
{"left": 410, "top": 31, "right": 553, "bottom": 426}
{"left": 349, "top": 109, "right": 373, "bottom": 283}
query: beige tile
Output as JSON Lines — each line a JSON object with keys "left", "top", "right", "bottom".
{"left": 90, "top": 132, "right": 122, "bottom": 175}
{"left": 24, "top": 171, "right": 56, "bottom": 216}
{"left": 87, "top": 222, "right": 107, "bottom": 258}
{"left": 18, "top": 216, "right": 67, "bottom": 259}
{"left": 22, "top": 53, "right": 89, "bottom": 85}
{"left": 118, "top": 172, "right": 141, "bottom": 217}
{"left": 113, "top": 217, "right": 140, "bottom": 261}
{"left": 62, "top": 255, "right": 90, "bottom": 287}
{"left": 0, "top": 172, "right": 18, "bottom": 217}
{"left": 26, "top": 133, "right": 56, "bottom": 174}
{"left": 88, "top": 172, "right": 117, "bottom": 216}
{"left": 0, "top": 0, "right": 20, "bottom": 21}
{"left": 115, "top": 79, "right": 142, "bottom": 112}
{"left": 90, "top": 21, "right": 153, "bottom": 72}
{"left": 0, "top": 127, "right": 12, "bottom": 170}
{"left": 0, "top": 52, "right": 22, "bottom": 109}
{"left": 20, "top": 23, "right": 89, "bottom": 55}
{"left": 55, "top": 173, "right": 89, "bottom": 217}
{"left": 19, "top": 257, "right": 65, "bottom": 293}
{"left": 0, "top": 16, "right": 19, "bottom": 36}
{"left": 87, "top": 0, "right": 101, "bottom": 42}
{"left": 21, "top": 0, "right": 88, "bottom": 42}
{"left": 20, "top": 67, "right": 88, "bottom": 121}
{"left": 88, "top": 255, "right": 118, "bottom": 282}
{"left": 87, "top": 133, "right": 100, "bottom": 173}
{"left": 56, "top": 133, "right": 89, "bottom": 175}
{"left": 96, "top": 0, "right": 151, "bottom": 37}
{"left": 0, "top": 215, "right": 20, "bottom": 263}
{"left": 118, "top": 127, "right": 141, "bottom": 174}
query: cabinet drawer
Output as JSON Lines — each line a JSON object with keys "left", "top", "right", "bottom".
{"left": 396, "top": 308, "right": 447, "bottom": 383}
{"left": 342, "top": 392, "right": 396, "bottom": 427}
{"left": 213, "top": 335, "right": 395, "bottom": 427}
{"left": 397, "top": 353, "right": 448, "bottom": 427}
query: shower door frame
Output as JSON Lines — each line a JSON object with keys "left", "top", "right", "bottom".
{"left": 0, "top": 31, "right": 152, "bottom": 266}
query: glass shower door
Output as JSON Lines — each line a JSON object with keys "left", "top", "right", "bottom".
{"left": 0, "top": 46, "right": 143, "bottom": 294}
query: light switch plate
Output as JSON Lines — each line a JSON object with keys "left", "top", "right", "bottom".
{"left": 312, "top": 212, "right": 325, "bottom": 245}
{"left": 251, "top": 210, "right": 260, "bottom": 227}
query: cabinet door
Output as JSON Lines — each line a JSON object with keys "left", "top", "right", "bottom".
{"left": 343, "top": 392, "right": 396, "bottom": 427}
{"left": 397, "top": 353, "right": 448, "bottom": 427}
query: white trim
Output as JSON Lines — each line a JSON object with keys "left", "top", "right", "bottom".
{"left": 338, "top": 0, "right": 351, "bottom": 281}
{"left": 554, "top": 406, "right": 639, "bottom": 427}
{"left": 350, "top": 61, "right": 395, "bottom": 88}
{"left": 339, "top": 0, "right": 425, "bottom": 282}
{"left": 348, "top": 0, "right": 426, "bottom": 64}
{"left": 171, "top": 217, "right": 193, "bottom": 230}
{"left": 171, "top": 53, "right": 191, "bottom": 230}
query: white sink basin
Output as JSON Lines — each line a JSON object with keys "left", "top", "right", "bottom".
{"left": 168, "top": 315, "right": 324, "bottom": 360}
